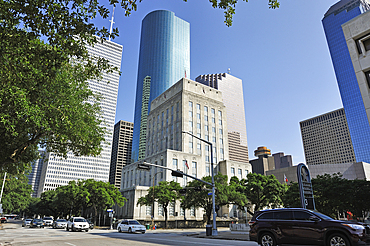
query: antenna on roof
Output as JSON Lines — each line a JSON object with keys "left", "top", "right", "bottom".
{"left": 109, "top": 6, "right": 115, "bottom": 41}
{"left": 227, "top": 68, "right": 230, "bottom": 74}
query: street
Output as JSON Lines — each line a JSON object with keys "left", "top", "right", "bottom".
{"left": 0, "top": 221, "right": 258, "bottom": 246}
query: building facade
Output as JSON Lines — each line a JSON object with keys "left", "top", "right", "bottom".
{"left": 27, "top": 151, "right": 45, "bottom": 198}
{"left": 342, "top": 9, "right": 370, "bottom": 128}
{"left": 249, "top": 146, "right": 292, "bottom": 174}
{"left": 110, "top": 120, "right": 134, "bottom": 189}
{"left": 132, "top": 10, "right": 190, "bottom": 162}
{"left": 300, "top": 108, "right": 356, "bottom": 165}
{"left": 322, "top": 0, "right": 370, "bottom": 163}
{"left": 195, "top": 73, "right": 249, "bottom": 163}
{"left": 119, "top": 78, "right": 252, "bottom": 221}
{"left": 37, "top": 39, "right": 123, "bottom": 196}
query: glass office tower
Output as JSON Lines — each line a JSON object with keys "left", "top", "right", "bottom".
{"left": 132, "top": 10, "right": 190, "bottom": 162}
{"left": 322, "top": 0, "right": 370, "bottom": 163}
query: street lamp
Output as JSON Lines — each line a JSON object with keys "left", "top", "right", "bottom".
{"left": 182, "top": 131, "right": 217, "bottom": 236}
{"left": 151, "top": 171, "right": 162, "bottom": 228}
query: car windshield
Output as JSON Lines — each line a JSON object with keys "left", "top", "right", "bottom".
{"left": 34, "top": 219, "right": 42, "bottom": 222}
{"left": 26, "top": 219, "right": 32, "bottom": 221}
{"left": 57, "top": 219, "right": 66, "bottom": 222}
{"left": 74, "top": 218, "right": 86, "bottom": 222}
{"left": 43, "top": 217, "right": 52, "bottom": 220}
{"left": 128, "top": 220, "right": 140, "bottom": 225}
{"left": 312, "top": 211, "right": 334, "bottom": 221}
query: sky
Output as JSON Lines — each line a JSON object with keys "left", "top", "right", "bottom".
{"left": 93, "top": 0, "right": 344, "bottom": 165}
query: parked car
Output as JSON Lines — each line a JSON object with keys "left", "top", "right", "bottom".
{"left": 117, "top": 219, "right": 146, "bottom": 234}
{"left": 0, "top": 217, "right": 6, "bottom": 223}
{"left": 22, "top": 219, "right": 33, "bottom": 227}
{"left": 86, "top": 219, "right": 94, "bottom": 230}
{"left": 66, "top": 217, "right": 89, "bottom": 232}
{"left": 249, "top": 208, "right": 370, "bottom": 246}
{"left": 52, "top": 219, "right": 67, "bottom": 229}
{"left": 43, "top": 217, "right": 53, "bottom": 227}
{"left": 30, "top": 219, "right": 45, "bottom": 228}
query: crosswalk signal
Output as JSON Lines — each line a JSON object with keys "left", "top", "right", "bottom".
{"left": 172, "top": 170, "right": 183, "bottom": 178}
{"left": 137, "top": 163, "right": 151, "bottom": 171}
{"left": 194, "top": 186, "right": 202, "bottom": 191}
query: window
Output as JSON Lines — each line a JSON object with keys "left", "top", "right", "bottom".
{"left": 169, "top": 202, "right": 175, "bottom": 216}
{"left": 355, "top": 32, "right": 370, "bottom": 54}
{"left": 275, "top": 211, "right": 293, "bottom": 220}
{"left": 192, "top": 162, "right": 197, "bottom": 178}
{"left": 196, "top": 104, "right": 200, "bottom": 111}
{"left": 158, "top": 204, "right": 164, "bottom": 216}
{"left": 294, "top": 211, "right": 312, "bottom": 221}
{"left": 180, "top": 207, "right": 185, "bottom": 216}
{"left": 206, "top": 165, "right": 210, "bottom": 175}
{"left": 365, "top": 71, "right": 370, "bottom": 89}
{"left": 245, "top": 170, "right": 249, "bottom": 178}
{"left": 146, "top": 205, "right": 152, "bottom": 216}
{"left": 190, "top": 206, "right": 195, "bottom": 216}
{"left": 238, "top": 169, "right": 242, "bottom": 179}
{"left": 258, "top": 212, "right": 274, "bottom": 220}
{"left": 231, "top": 167, "right": 235, "bottom": 176}
{"left": 172, "top": 159, "right": 178, "bottom": 181}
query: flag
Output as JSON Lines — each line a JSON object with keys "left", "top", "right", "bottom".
{"left": 185, "top": 160, "right": 189, "bottom": 169}
{"left": 284, "top": 174, "right": 288, "bottom": 183}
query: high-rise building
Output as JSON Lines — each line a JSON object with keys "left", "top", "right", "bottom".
{"left": 342, "top": 9, "right": 370, "bottom": 127}
{"left": 300, "top": 108, "right": 356, "bottom": 165}
{"left": 109, "top": 120, "right": 133, "bottom": 189}
{"left": 195, "top": 73, "right": 249, "bottom": 163}
{"left": 37, "top": 39, "right": 123, "bottom": 196}
{"left": 322, "top": 0, "right": 370, "bottom": 163}
{"left": 132, "top": 10, "right": 190, "bottom": 162}
{"left": 27, "top": 151, "right": 45, "bottom": 198}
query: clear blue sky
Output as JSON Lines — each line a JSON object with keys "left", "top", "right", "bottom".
{"left": 94, "top": 0, "right": 343, "bottom": 164}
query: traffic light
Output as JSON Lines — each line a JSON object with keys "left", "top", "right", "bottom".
{"left": 194, "top": 186, "right": 202, "bottom": 191}
{"left": 137, "top": 163, "right": 151, "bottom": 170}
{"left": 171, "top": 170, "right": 183, "bottom": 178}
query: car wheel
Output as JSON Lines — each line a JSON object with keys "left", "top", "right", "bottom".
{"left": 128, "top": 228, "right": 132, "bottom": 233}
{"left": 72, "top": 226, "right": 75, "bottom": 232}
{"left": 66, "top": 226, "right": 69, "bottom": 231}
{"left": 118, "top": 227, "right": 122, "bottom": 233}
{"left": 327, "top": 233, "right": 350, "bottom": 246}
{"left": 142, "top": 232, "right": 145, "bottom": 234}
{"left": 85, "top": 229, "right": 89, "bottom": 232}
{"left": 260, "top": 232, "right": 276, "bottom": 246}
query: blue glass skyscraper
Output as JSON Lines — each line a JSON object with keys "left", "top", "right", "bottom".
{"left": 322, "top": 0, "right": 370, "bottom": 163}
{"left": 131, "top": 10, "right": 190, "bottom": 162}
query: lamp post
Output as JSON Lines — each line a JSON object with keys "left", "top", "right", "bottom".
{"left": 151, "top": 171, "right": 161, "bottom": 228}
{"left": 182, "top": 131, "right": 217, "bottom": 236}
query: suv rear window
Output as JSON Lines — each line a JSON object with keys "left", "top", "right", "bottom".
{"left": 258, "top": 212, "right": 274, "bottom": 220}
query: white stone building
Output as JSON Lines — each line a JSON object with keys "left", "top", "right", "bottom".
{"left": 119, "top": 78, "right": 251, "bottom": 222}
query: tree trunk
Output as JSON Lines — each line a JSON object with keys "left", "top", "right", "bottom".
{"left": 164, "top": 207, "right": 168, "bottom": 229}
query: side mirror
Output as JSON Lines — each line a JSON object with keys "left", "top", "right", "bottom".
{"left": 309, "top": 216, "right": 320, "bottom": 222}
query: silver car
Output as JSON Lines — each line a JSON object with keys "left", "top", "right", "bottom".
{"left": 117, "top": 220, "right": 146, "bottom": 234}
{"left": 52, "top": 219, "right": 67, "bottom": 229}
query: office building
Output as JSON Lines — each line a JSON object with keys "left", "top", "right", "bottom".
{"left": 132, "top": 10, "right": 190, "bottom": 162}
{"left": 342, "top": 9, "right": 370, "bottom": 127}
{"left": 250, "top": 146, "right": 292, "bottom": 174}
{"left": 117, "top": 78, "right": 251, "bottom": 222}
{"left": 322, "top": 0, "right": 370, "bottom": 163}
{"left": 110, "top": 120, "right": 133, "bottom": 189}
{"left": 300, "top": 108, "right": 356, "bottom": 165}
{"left": 37, "top": 39, "right": 123, "bottom": 196}
{"left": 195, "top": 73, "right": 249, "bottom": 163}
{"left": 27, "top": 151, "right": 45, "bottom": 197}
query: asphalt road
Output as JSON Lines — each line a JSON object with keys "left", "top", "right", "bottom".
{"left": 0, "top": 221, "right": 258, "bottom": 246}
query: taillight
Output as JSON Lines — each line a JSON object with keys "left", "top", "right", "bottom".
{"left": 248, "top": 221, "right": 256, "bottom": 226}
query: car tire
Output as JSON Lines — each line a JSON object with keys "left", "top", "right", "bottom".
{"left": 85, "top": 229, "right": 89, "bottom": 232}
{"left": 327, "top": 233, "right": 350, "bottom": 246}
{"left": 260, "top": 232, "right": 277, "bottom": 246}
{"left": 118, "top": 227, "right": 122, "bottom": 233}
{"left": 66, "top": 226, "right": 69, "bottom": 231}
{"left": 142, "top": 232, "right": 145, "bottom": 234}
{"left": 72, "top": 226, "right": 75, "bottom": 232}
{"left": 128, "top": 228, "right": 132, "bottom": 233}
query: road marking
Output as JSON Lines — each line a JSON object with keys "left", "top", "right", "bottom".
{"left": 65, "top": 243, "right": 76, "bottom": 246}
{"left": 144, "top": 237, "right": 238, "bottom": 246}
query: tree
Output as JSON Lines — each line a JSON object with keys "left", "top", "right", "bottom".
{"left": 239, "top": 173, "right": 286, "bottom": 215}
{"left": 181, "top": 173, "right": 230, "bottom": 224}
{"left": 282, "top": 181, "right": 301, "bottom": 208}
{"left": 81, "top": 179, "right": 126, "bottom": 224}
{"left": 0, "top": 173, "right": 33, "bottom": 214}
{"left": 137, "top": 181, "right": 181, "bottom": 228}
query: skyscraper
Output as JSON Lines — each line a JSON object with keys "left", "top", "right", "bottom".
{"left": 322, "top": 0, "right": 370, "bottom": 163}
{"left": 131, "top": 10, "right": 190, "bottom": 162}
{"left": 109, "top": 120, "right": 133, "bottom": 189}
{"left": 195, "top": 73, "right": 249, "bottom": 163}
{"left": 37, "top": 39, "right": 123, "bottom": 196}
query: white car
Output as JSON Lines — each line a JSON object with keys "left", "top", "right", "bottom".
{"left": 22, "top": 219, "right": 33, "bottom": 227}
{"left": 52, "top": 219, "right": 67, "bottom": 229}
{"left": 66, "top": 217, "right": 89, "bottom": 232}
{"left": 117, "top": 220, "right": 146, "bottom": 234}
{"left": 43, "top": 217, "right": 53, "bottom": 227}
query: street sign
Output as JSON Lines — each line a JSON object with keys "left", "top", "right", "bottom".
{"left": 297, "top": 163, "right": 316, "bottom": 210}
{"left": 107, "top": 209, "right": 113, "bottom": 212}
{"left": 208, "top": 192, "right": 212, "bottom": 196}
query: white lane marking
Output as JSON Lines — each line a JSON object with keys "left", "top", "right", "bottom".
{"left": 65, "top": 243, "right": 76, "bottom": 246}
{"left": 144, "top": 237, "right": 242, "bottom": 246}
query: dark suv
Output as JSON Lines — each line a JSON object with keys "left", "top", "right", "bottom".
{"left": 249, "top": 208, "right": 370, "bottom": 246}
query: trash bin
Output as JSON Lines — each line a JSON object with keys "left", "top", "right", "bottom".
{"left": 146, "top": 224, "right": 150, "bottom": 230}
{"left": 206, "top": 225, "right": 212, "bottom": 236}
